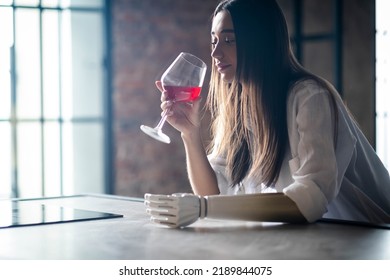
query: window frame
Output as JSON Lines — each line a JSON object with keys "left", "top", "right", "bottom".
{"left": 0, "top": 0, "right": 113, "bottom": 198}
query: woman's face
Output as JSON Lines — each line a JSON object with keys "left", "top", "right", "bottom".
{"left": 211, "top": 10, "right": 237, "bottom": 83}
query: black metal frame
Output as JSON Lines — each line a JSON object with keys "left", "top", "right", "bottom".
{"left": 291, "top": 0, "right": 343, "bottom": 95}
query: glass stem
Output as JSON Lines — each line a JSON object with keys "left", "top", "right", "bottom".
{"left": 155, "top": 108, "right": 170, "bottom": 131}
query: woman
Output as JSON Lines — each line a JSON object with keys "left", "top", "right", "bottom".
{"left": 153, "top": 0, "right": 390, "bottom": 225}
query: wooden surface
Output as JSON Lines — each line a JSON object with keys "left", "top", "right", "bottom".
{"left": 0, "top": 194, "right": 389, "bottom": 260}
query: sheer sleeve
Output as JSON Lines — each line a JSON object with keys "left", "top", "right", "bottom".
{"left": 207, "top": 154, "right": 231, "bottom": 194}
{"left": 283, "top": 81, "right": 339, "bottom": 222}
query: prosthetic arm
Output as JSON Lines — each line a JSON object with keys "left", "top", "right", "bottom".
{"left": 144, "top": 193, "right": 306, "bottom": 228}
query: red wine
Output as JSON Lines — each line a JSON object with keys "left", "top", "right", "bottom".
{"left": 163, "top": 86, "right": 201, "bottom": 102}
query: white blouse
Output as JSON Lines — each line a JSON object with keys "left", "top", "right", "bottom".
{"left": 208, "top": 79, "right": 390, "bottom": 223}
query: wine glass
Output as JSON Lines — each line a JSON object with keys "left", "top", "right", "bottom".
{"left": 140, "top": 52, "right": 207, "bottom": 144}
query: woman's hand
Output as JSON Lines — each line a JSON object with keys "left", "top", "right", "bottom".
{"left": 156, "top": 81, "right": 203, "bottom": 137}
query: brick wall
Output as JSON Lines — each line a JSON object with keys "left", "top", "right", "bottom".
{"left": 112, "top": 0, "right": 219, "bottom": 197}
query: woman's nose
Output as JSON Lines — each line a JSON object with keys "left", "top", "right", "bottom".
{"left": 211, "top": 43, "right": 223, "bottom": 59}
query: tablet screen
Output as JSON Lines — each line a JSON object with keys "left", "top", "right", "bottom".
{"left": 0, "top": 201, "right": 123, "bottom": 228}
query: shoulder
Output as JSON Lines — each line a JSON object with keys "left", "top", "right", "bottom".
{"left": 289, "top": 78, "right": 329, "bottom": 98}
{"left": 287, "top": 78, "right": 336, "bottom": 109}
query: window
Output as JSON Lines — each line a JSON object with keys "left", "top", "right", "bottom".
{"left": 376, "top": 0, "right": 390, "bottom": 169}
{"left": 0, "top": 0, "right": 111, "bottom": 198}
{"left": 287, "top": 0, "right": 342, "bottom": 92}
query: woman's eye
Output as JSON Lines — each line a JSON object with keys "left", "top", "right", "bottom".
{"left": 224, "top": 38, "right": 236, "bottom": 44}
{"left": 211, "top": 37, "right": 235, "bottom": 47}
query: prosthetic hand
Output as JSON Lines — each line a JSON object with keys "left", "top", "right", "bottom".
{"left": 144, "top": 193, "right": 206, "bottom": 228}
{"left": 144, "top": 192, "right": 306, "bottom": 228}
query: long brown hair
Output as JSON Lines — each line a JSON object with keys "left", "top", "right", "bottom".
{"left": 207, "top": 0, "right": 338, "bottom": 187}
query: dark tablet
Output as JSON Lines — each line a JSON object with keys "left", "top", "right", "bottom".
{"left": 0, "top": 200, "right": 123, "bottom": 229}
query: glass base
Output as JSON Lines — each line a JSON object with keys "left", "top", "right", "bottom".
{"left": 140, "top": 125, "right": 171, "bottom": 144}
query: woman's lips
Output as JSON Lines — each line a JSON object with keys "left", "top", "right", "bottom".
{"left": 217, "top": 63, "right": 231, "bottom": 73}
